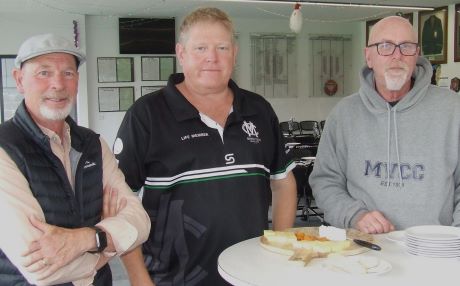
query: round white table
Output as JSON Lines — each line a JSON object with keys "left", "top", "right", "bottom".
{"left": 218, "top": 234, "right": 460, "bottom": 286}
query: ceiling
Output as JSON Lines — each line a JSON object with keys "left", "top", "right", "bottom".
{"left": 0, "top": 0, "right": 458, "bottom": 22}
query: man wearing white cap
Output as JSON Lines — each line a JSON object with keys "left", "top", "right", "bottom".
{"left": 0, "top": 33, "right": 150, "bottom": 285}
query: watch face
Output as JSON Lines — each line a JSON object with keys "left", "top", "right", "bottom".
{"left": 92, "top": 226, "right": 107, "bottom": 252}
{"left": 96, "top": 230, "right": 107, "bottom": 252}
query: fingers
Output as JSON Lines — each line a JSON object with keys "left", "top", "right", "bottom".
{"left": 21, "top": 241, "right": 41, "bottom": 258}
{"left": 103, "top": 187, "right": 110, "bottom": 219}
{"left": 109, "top": 188, "right": 118, "bottom": 216}
{"left": 119, "top": 197, "right": 127, "bottom": 212}
{"left": 36, "top": 261, "right": 59, "bottom": 281}
{"left": 371, "top": 211, "right": 395, "bottom": 233}
{"left": 103, "top": 187, "right": 125, "bottom": 219}
{"left": 29, "top": 215, "right": 49, "bottom": 233}
{"left": 30, "top": 257, "right": 54, "bottom": 273}
{"left": 356, "top": 211, "right": 394, "bottom": 234}
{"left": 22, "top": 249, "right": 43, "bottom": 268}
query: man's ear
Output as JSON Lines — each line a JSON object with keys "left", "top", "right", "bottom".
{"left": 364, "top": 47, "right": 373, "bottom": 68}
{"left": 176, "top": 43, "right": 185, "bottom": 66}
{"left": 12, "top": 68, "right": 25, "bottom": 94}
{"left": 233, "top": 44, "right": 239, "bottom": 66}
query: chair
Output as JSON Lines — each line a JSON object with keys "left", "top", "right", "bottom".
{"left": 279, "top": 121, "right": 301, "bottom": 137}
{"left": 292, "top": 159, "right": 323, "bottom": 221}
{"left": 299, "top": 120, "right": 321, "bottom": 137}
{"left": 295, "top": 120, "right": 321, "bottom": 147}
{"left": 286, "top": 144, "right": 314, "bottom": 162}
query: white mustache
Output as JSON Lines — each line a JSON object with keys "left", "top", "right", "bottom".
{"left": 385, "top": 62, "right": 409, "bottom": 73}
{"left": 42, "top": 93, "right": 69, "bottom": 101}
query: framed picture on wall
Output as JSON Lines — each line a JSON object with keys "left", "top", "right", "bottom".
{"left": 418, "top": 6, "right": 448, "bottom": 64}
{"left": 455, "top": 4, "right": 460, "bottom": 62}
{"left": 97, "top": 57, "right": 134, "bottom": 83}
{"left": 98, "top": 87, "right": 134, "bottom": 112}
{"left": 141, "top": 86, "right": 164, "bottom": 96}
{"left": 141, "top": 56, "right": 176, "bottom": 81}
{"left": 365, "top": 13, "right": 413, "bottom": 46}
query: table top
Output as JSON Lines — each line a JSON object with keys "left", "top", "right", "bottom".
{"left": 218, "top": 233, "right": 460, "bottom": 286}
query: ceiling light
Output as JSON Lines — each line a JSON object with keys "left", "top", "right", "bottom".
{"left": 213, "top": 0, "right": 434, "bottom": 11}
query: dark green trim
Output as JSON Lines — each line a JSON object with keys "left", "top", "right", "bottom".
{"left": 271, "top": 159, "right": 295, "bottom": 175}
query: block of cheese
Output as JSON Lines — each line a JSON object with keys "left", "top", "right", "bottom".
{"left": 319, "top": 225, "right": 347, "bottom": 241}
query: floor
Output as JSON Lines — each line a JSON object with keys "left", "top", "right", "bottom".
{"left": 111, "top": 205, "right": 323, "bottom": 285}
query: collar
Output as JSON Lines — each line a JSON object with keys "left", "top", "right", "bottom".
{"left": 37, "top": 121, "right": 71, "bottom": 147}
{"left": 13, "top": 100, "right": 86, "bottom": 151}
{"left": 164, "top": 73, "right": 257, "bottom": 123}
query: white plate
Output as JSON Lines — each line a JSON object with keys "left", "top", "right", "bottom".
{"left": 386, "top": 230, "right": 405, "bottom": 243}
{"left": 406, "top": 238, "right": 460, "bottom": 248}
{"left": 406, "top": 241, "right": 460, "bottom": 250}
{"left": 407, "top": 248, "right": 460, "bottom": 258}
{"left": 405, "top": 225, "right": 460, "bottom": 241}
{"left": 407, "top": 246, "right": 460, "bottom": 255}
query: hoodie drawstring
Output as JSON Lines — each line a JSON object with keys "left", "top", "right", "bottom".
{"left": 386, "top": 103, "right": 403, "bottom": 189}
{"left": 393, "top": 108, "right": 403, "bottom": 186}
{"left": 386, "top": 104, "right": 391, "bottom": 189}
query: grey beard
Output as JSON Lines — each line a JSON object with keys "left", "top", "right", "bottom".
{"left": 39, "top": 102, "right": 73, "bottom": 121}
{"left": 384, "top": 71, "right": 408, "bottom": 91}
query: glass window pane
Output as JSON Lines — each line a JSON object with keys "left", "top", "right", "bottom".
{"left": 2, "top": 58, "right": 22, "bottom": 123}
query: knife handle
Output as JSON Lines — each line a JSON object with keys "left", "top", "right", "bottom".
{"left": 353, "top": 239, "right": 382, "bottom": 251}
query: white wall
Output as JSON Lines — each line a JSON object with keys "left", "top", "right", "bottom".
{"left": 3, "top": 5, "right": 460, "bottom": 147}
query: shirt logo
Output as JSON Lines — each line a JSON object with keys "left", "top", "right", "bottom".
{"left": 113, "top": 138, "right": 123, "bottom": 155}
{"left": 242, "top": 121, "right": 261, "bottom": 144}
{"left": 225, "top": 153, "right": 235, "bottom": 165}
{"left": 84, "top": 161, "right": 96, "bottom": 169}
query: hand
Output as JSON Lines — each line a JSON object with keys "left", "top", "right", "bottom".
{"left": 355, "top": 211, "right": 395, "bottom": 234}
{"left": 103, "top": 187, "right": 127, "bottom": 219}
{"left": 21, "top": 216, "right": 93, "bottom": 280}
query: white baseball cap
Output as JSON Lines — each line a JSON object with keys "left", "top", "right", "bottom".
{"left": 15, "top": 33, "right": 86, "bottom": 68}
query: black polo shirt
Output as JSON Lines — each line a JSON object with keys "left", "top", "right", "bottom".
{"left": 115, "top": 73, "right": 294, "bottom": 285}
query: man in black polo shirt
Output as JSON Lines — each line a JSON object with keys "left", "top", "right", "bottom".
{"left": 115, "top": 7, "right": 297, "bottom": 286}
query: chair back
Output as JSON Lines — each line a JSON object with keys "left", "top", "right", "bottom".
{"left": 279, "top": 121, "right": 301, "bottom": 136}
{"left": 299, "top": 121, "right": 320, "bottom": 136}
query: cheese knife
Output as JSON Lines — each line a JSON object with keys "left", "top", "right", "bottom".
{"left": 353, "top": 239, "right": 382, "bottom": 251}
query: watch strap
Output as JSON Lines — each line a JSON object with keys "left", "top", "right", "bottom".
{"left": 88, "top": 226, "right": 107, "bottom": 253}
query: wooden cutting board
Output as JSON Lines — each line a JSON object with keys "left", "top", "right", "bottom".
{"left": 260, "top": 227, "right": 374, "bottom": 256}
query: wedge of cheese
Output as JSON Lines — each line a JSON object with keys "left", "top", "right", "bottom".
{"left": 263, "top": 230, "right": 297, "bottom": 244}
{"left": 318, "top": 225, "right": 347, "bottom": 241}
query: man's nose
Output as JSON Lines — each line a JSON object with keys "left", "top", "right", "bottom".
{"left": 206, "top": 48, "right": 218, "bottom": 62}
{"left": 392, "top": 46, "right": 404, "bottom": 59}
{"left": 50, "top": 74, "right": 65, "bottom": 89}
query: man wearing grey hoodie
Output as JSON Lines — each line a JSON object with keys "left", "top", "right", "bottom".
{"left": 310, "top": 16, "right": 460, "bottom": 234}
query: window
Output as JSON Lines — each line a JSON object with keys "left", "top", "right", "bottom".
{"left": 251, "top": 34, "right": 297, "bottom": 98}
{"left": 1, "top": 56, "right": 21, "bottom": 123}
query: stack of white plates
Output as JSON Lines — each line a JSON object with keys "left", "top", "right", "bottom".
{"left": 405, "top": 225, "right": 460, "bottom": 258}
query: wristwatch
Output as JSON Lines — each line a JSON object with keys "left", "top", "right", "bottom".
{"left": 88, "top": 226, "right": 107, "bottom": 253}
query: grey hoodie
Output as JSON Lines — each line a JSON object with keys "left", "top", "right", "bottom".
{"left": 310, "top": 57, "right": 460, "bottom": 230}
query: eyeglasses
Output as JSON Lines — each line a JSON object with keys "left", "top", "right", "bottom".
{"left": 367, "top": 42, "right": 418, "bottom": 56}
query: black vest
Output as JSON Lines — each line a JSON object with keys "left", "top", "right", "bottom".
{"left": 0, "top": 102, "right": 111, "bottom": 285}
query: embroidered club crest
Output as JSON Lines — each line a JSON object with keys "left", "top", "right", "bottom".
{"left": 242, "top": 121, "right": 261, "bottom": 143}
